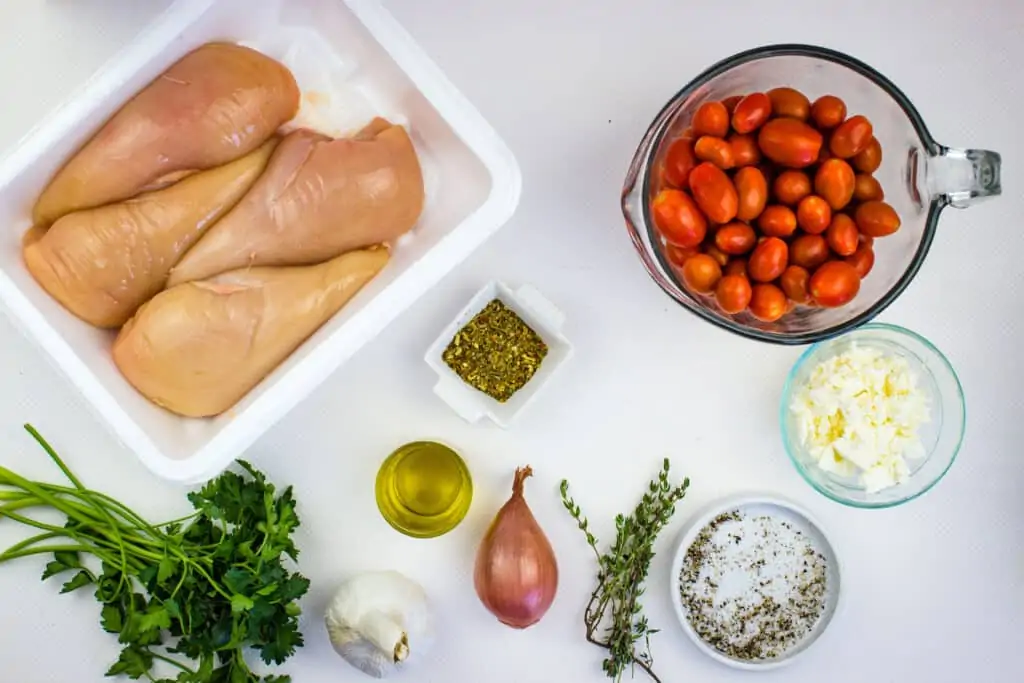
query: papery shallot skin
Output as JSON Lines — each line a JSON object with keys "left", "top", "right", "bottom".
{"left": 33, "top": 42, "right": 300, "bottom": 226}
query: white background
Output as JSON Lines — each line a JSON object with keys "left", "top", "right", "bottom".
{"left": 1, "top": 1, "right": 1022, "bottom": 682}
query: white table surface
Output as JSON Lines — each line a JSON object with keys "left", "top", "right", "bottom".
{"left": 1, "top": 1, "right": 1022, "bottom": 682}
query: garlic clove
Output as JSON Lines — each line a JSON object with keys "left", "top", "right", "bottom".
{"left": 325, "top": 570, "right": 433, "bottom": 679}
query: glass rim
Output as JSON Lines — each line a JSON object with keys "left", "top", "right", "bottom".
{"left": 637, "top": 43, "right": 950, "bottom": 346}
{"left": 778, "top": 322, "right": 966, "bottom": 509}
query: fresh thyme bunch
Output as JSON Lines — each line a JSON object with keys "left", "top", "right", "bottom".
{"left": 560, "top": 459, "right": 690, "bottom": 683}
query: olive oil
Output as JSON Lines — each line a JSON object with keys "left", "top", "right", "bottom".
{"left": 375, "top": 441, "right": 473, "bottom": 538}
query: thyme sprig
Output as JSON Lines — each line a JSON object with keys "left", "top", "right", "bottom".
{"left": 560, "top": 459, "right": 690, "bottom": 683}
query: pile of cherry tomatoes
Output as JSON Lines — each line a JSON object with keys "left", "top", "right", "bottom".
{"left": 651, "top": 87, "right": 901, "bottom": 322}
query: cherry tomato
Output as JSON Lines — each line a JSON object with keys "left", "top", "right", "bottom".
{"left": 830, "top": 115, "right": 874, "bottom": 159}
{"left": 854, "top": 200, "right": 901, "bottom": 237}
{"left": 650, "top": 189, "right": 708, "bottom": 247}
{"left": 757, "top": 118, "right": 823, "bottom": 168}
{"left": 748, "top": 237, "right": 789, "bottom": 283}
{"left": 681, "top": 253, "right": 722, "bottom": 294}
{"left": 773, "top": 170, "right": 812, "bottom": 205}
{"left": 724, "top": 258, "right": 748, "bottom": 278}
{"left": 826, "top": 214, "right": 860, "bottom": 256}
{"left": 809, "top": 261, "right": 861, "bottom": 307}
{"left": 853, "top": 173, "right": 885, "bottom": 202}
{"left": 790, "top": 234, "right": 831, "bottom": 270}
{"left": 715, "top": 222, "right": 758, "bottom": 255}
{"left": 757, "top": 205, "right": 798, "bottom": 238}
{"left": 692, "top": 101, "right": 730, "bottom": 138}
{"left": 721, "top": 95, "right": 743, "bottom": 114}
{"left": 810, "top": 95, "right": 847, "bottom": 129}
{"left": 853, "top": 137, "right": 882, "bottom": 173}
{"left": 664, "top": 243, "right": 700, "bottom": 267}
{"left": 779, "top": 265, "right": 812, "bottom": 304}
{"left": 704, "top": 244, "right": 730, "bottom": 267}
{"left": 814, "top": 158, "right": 856, "bottom": 210}
{"left": 734, "top": 166, "right": 768, "bottom": 222}
{"left": 729, "top": 133, "right": 762, "bottom": 166}
{"left": 732, "top": 92, "right": 773, "bottom": 134}
{"left": 694, "top": 136, "right": 736, "bottom": 169}
{"left": 767, "top": 87, "right": 811, "bottom": 121}
{"left": 715, "top": 274, "right": 753, "bottom": 314}
{"left": 796, "top": 195, "right": 832, "bottom": 234}
{"left": 663, "top": 137, "right": 697, "bottom": 188}
{"left": 689, "top": 162, "right": 739, "bottom": 224}
{"left": 749, "top": 283, "right": 789, "bottom": 322}
{"left": 845, "top": 243, "right": 876, "bottom": 278}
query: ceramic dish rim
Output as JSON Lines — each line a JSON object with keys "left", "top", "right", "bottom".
{"left": 668, "top": 492, "right": 842, "bottom": 671}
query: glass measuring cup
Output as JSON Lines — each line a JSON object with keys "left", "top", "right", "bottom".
{"left": 621, "top": 44, "right": 1001, "bottom": 345}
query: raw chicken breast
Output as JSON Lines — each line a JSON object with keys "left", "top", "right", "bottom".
{"left": 166, "top": 118, "right": 423, "bottom": 286}
{"left": 23, "top": 139, "right": 277, "bottom": 328}
{"left": 113, "top": 247, "right": 389, "bottom": 417}
{"left": 33, "top": 42, "right": 299, "bottom": 226}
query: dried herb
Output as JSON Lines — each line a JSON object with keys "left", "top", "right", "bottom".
{"left": 560, "top": 459, "right": 690, "bottom": 683}
{"left": 442, "top": 299, "right": 547, "bottom": 402}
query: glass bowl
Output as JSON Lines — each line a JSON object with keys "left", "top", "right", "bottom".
{"left": 779, "top": 323, "right": 965, "bottom": 508}
{"left": 621, "top": 44, "right": 1001, "bottom": 344}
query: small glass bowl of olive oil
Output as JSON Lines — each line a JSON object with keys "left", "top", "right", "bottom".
{"left": 375, "top": 441, "right": 473, "bottom": 538}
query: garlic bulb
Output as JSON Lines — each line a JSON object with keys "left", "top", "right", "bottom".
{"left": 325, "top": 570, "right": 433, "bottom": 678}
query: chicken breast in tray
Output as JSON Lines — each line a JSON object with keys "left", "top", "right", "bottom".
{"left": 167, "top": 117, "right": 424, "bottom": 286}
{"left": 33, "top": 42, "right": 299, "bottom": 226}
{"left": 23, "top": 139, "right": 278, "bottom": 328}
{"left": 113, "top": 247, "right": 390, "bottom": 418}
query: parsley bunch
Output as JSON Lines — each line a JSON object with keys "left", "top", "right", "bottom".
{"left": 560, "top": 459, "right": 690, "bottom": 683}
{"left": 0, "top": 424, "right": 309, "bottom": 682}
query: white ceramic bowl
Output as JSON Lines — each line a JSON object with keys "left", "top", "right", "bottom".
{"left": 668, "top": 494, "right": 842, "bottom": 671}
{"left": 425, "top": 281, "right": 572, "bottom": 427}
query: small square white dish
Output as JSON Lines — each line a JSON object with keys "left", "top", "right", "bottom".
{"left": 424, "top": 281, "right": 572, "bottom": 428}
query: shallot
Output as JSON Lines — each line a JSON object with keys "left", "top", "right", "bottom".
{"left": 474, "top": 466, "right": 558, "bottom": 628}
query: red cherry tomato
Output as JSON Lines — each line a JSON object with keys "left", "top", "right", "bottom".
{"left": 650, "top": 189, "right": 707, "bottom": 247}
{"left": 757, "top": 205, "right": 798, "bottom": 238}
{"left": 663, "top": 137, "right": 697, "bottom": 188}
{"left": 749, "top": 283, "right": 789, "bottom": 321}
{"left": 826, "top": 214, "right": 860, "bottom": 256}
{"left": 692, "top": 101, "right": 730, "bottom": 138}
{"left": 715, "top": 274, "right": 753, "bottom": 314}
{"left": 790, "top": 234, "right": 830, "bottom": 270}
{"left": 809, "top": 261, "right": 861, "bottom": 307}
{"left": 689, "top": 162, "right": 739, "bottom": 224}
{"left": 715, "top": 222, "right": 758, "bottom": 255}
{"left": 732, "top": 92, "right": 773, "bottom": 134}
{"left": 779, "top": 265, "right": 812, "bottom": 304}
{"left": 845, "top": 243, "right": 876, "bottom": 278}
{"left": 694, "top": 136, "right": 736, "bottom": 169}
{"left": 681, "top": 253, "right": 722, "bottom": 294}
{"left": 748, "top": 237, "right": 789, "bottom": 283}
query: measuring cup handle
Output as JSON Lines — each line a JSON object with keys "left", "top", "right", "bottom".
{"left": 924, "top": 146, "right": 1001, "bottom": 209}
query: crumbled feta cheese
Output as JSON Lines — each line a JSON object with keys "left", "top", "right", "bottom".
{"left": 790, "top": 344, "right": 931, "bottom": 493}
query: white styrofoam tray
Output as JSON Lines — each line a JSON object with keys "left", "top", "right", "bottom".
{"left": 0, "top": 0, "right": 521, "bottom": 483}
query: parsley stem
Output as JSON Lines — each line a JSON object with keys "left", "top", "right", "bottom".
{"left": 150, "top": 651, "right": 194, "bottom": 674}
